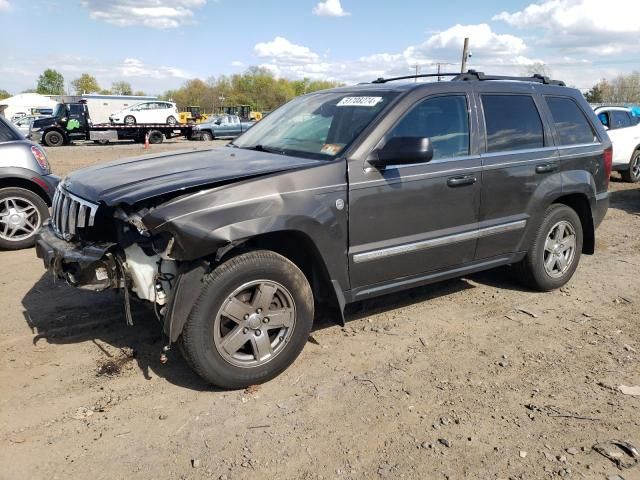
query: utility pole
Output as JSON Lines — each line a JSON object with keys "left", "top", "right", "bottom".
{"left": 461, "top": 37, "right": 470, "bottom": 73}
{"left": 437, "top": 63, "right": 441, "bottom": 82}
{"left": 411, "top": 64, "right": 419, "bottom": 82}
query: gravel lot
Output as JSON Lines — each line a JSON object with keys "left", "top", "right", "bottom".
{"left": 1, "top": 140, "right": 639, "bottom": 480}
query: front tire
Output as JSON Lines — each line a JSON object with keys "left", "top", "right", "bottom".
{"left": 124, "top": 115, "right": 136, "bottom": 125}
{"left": 621, "top": 150, "right": 640, "bottom": 183}
{"left": 180, "top": 250, "right": 314, "bottom": 389}
{"left": 43, "top": 130, "right": 64, "bottom": 147}
{"left": 514, "top": 204, "right": 583, "bottom": 291}
{"left": 0, "top": 187, "right": 49, "bottom": 250}
{"left": 201, "top": 131, "right": 213, "bottom": 141}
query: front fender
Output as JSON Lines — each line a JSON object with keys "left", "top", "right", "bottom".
{"left": 143, "top": 159, "right": 349, "bottom": 291}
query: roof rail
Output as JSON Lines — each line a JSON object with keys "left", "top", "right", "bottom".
{"left": 452, "top": 70, "right": 566, "bottom": 86}
{"left": 371, "top": 73, "right": 461, "bottom": 84}
{"left": 371, "top": 69, "right": 566, "bottom": 86}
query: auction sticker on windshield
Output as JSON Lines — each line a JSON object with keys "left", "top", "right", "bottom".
{"left": 337, "top": 97, "right": 383, "bottom": 107}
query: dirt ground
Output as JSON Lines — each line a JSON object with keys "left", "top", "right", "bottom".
{"left": 1, "top": 140, "right": 639, "bottom": 480}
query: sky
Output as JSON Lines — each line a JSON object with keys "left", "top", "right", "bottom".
{"left": 1, "top": 0, "right": 639, "bottom": 96}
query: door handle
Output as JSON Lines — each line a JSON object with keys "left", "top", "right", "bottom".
{"left": 535, "top": 163, "right": 557, "bottom": 173}
{"left": 447, "top": 175, "right": 477, "bottom": 187}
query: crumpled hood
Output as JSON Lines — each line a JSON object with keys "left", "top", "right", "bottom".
{"left": 63, "top": 147, "right": 320, "bottom": 206}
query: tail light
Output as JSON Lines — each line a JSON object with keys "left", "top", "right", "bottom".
{"left": 31, "top": 145, "right": 50, "bottom": 173}
{"left": 603, "top": 146, "right": 613, "bottom": 189}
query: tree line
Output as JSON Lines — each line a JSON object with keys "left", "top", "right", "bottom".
{"left": 0, "top": 66, "right": 341, "bottom": 113}
{"left": 5, "top": 66, "right": 639, "bottom": 108}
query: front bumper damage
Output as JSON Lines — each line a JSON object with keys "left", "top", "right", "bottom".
{"left": 35, "top": 220, "right": 119, "bottom": 291}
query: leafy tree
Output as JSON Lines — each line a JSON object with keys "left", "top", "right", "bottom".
{"left": 71, "top": 73, "right": 101, "bottom": 94}
{"left": 111, "top": 81, "right": 133, "bottom": 96}
{"left": 36, "top": 69, "right": 65, "bottom": 95}
{"left": 0, "top": 89, "right": 10, "bottom": 100}
{"left": 585, "top": 80, "right": 610, "bottom": 103}
{"left": 134, "top": 90, "right": 147, "bottom": 96}
{"left": 162, "top": 67, "right": 343, "bottom": 114}
{"left": 99, "top": 89, "right": 112, "bottom": 95}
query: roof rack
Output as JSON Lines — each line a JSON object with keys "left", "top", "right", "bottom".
{"left": 372, "top": 69, "right": 566, "bottom": 86}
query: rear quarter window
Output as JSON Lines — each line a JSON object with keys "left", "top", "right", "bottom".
{"left": 482, "top": 95, "right": 544, "bottom": 152}
{"left": 0, "top": 118, "right": 20, "bottom": 142}
{"left": 546, "top": 97, "right": 597, "bottom": 145}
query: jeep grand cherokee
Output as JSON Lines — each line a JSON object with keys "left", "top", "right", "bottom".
{"left": 35, "top": 71, "right": 610, "bottom": 388}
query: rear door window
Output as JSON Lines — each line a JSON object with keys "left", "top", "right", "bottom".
{"left": 482, "top": 95, "right": 544, "bottom": 152}
{"left": 611, "top": 110, "right": 632, "bottom": 129}
{"left": 545, "top": 96, "right": 597, "bottom": 145}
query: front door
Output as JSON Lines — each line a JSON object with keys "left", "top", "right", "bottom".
{"left": 348, "top": 94, "right": 481, "bottom": 289}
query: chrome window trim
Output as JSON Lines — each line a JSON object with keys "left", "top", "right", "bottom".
{"left": 352, "top": 220, "right": 526, "bottom": 264}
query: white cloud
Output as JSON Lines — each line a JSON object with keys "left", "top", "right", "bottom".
{"left": 80, "top": 0, "right": 208, "bottom": 28}
{"left": 255, "top": 37, "right": 320, "bottom": 64}
{"left": 312, "top": 0, "right": 349, "bottom": 17}
{"left": 231, "top": 61, "right": 245, "bottom": 68}
{"left": 493, "top": 0, "right": 640, "bottom": 55}
{"left": 0, "top": 0, "right": 10, "bottom": 12}
{"left": 120, "top": 58, "right": 190, "bottom": 79}
{"left": 252, "top": 25, "right": 534, "bottom": 84}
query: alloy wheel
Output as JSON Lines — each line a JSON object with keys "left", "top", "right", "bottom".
{"left": 213, "top": 280, "right": 296, "bottom": 368}
{"left": 543, "top": 220, "right": 577, "bottom": 278}
{"left": 0, "top": 197, "right": 42, "bottom": 242}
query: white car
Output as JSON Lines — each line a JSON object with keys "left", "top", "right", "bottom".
{"left": 109, "top": 101, "right": 179, "bottom": 126}
{"left": 593, "top": 106, "right": 640, "bottom": 182}
{"left": 12, "top": 115, "right": 44, "bottom": 137}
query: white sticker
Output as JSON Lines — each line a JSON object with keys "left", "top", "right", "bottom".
{"left": 337, "top": 96, "right": 383, "bottom": 107}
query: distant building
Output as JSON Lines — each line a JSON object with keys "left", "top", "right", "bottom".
{"left": 0, "top": 93, "right": 58, "bottom": 121}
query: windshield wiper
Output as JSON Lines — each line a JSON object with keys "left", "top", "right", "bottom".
{"left": 242, "top": 144, "right": 285, "bottom": 154}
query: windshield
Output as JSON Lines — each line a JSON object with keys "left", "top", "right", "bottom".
{"left": 233, "top": 91, "right": 398, "bottom": 159}
{"left": 53, "top": 104, "right": 67, "bottom": 118}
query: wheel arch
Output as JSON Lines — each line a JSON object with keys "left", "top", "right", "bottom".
{"left": 550, "top": 192, "right": 595, "bottom": 254}
{"left": 164, "top": 229, "right": 345, "bottom": 343}
{"left": 0, "top": 175, "right": 52, "bottom": 206}
{"left": 42, "top": 127, "right": 67, "bottom": 146}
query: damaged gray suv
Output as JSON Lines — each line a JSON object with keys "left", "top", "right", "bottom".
{"left": 36, "top": 71, "right": 610, "bottom": 388}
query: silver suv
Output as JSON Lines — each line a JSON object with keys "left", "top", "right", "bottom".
{"left": 0, "top": 116, "right": 59, "bottom": 249}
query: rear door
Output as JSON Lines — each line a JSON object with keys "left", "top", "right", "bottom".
{"left": 348, "top": 92, "right": 482, "bottom": 289}
{"left": 475, "top": 89, "right": 558, "bottom": 259}
{"left": 610, "top": 110, "right": 640, "bottom": 165}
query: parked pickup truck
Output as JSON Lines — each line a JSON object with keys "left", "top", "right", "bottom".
{"left": 35, "top": 70, "right": 610, "bottom": 388}
{"left": 593, "top": 106, "right": 640, "bottom": 182}
{"left": 192, "top": 114, "right": 254, "bottom": 140}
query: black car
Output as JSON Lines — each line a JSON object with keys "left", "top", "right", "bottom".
{"left": 35, "top": 71, "right": 610, "bottom": 388}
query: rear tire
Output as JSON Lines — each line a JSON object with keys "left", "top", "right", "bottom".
{"left": 514, "top": 204, "right": 583, "bottom": 291}
{"left": 166, "top": 116, "right": 177, "bottom": 125}
{"left": 43, "top": 130, "right": 64, "bottom": 147}
{"left": 621, "top": 150, "right": 640, "bottom": 183}
{"left": 0, "top": 187, "right": 49, "bottom": 250}
{"left": 180, "top": 250, "right": 314, "bottom": 389}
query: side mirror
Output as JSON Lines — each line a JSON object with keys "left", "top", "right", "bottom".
{"left": 367, "top": 136, "right": 434, "bottom": 167}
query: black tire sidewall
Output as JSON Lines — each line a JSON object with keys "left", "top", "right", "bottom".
{"left": 167, "top": 116, "right": 177, "bottom": 125}
{"left": 44, "top": 130, "right": 64, "bottom": 147}
{"left": 148, "top": 130, "right": 163, "bottom": 144}
{"left": 124, "top": 115, "right": 136, "bottom": 125}
{"left": 182, "top": 251, "right": 314, "bottom": 389}
{"left": 525, "top": 205, "right": 583, "bottom": 291}
{"left": 0, "top": 187, "right": 49, "bottom": 250}
{"left": 627, "top": 151, "right": 640, "bottom": 183}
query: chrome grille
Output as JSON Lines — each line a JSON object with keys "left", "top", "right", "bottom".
{"left": 51, "top": 186, "right": 99, "bottom": 240}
